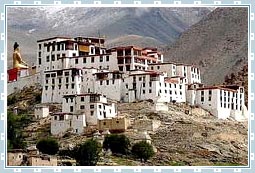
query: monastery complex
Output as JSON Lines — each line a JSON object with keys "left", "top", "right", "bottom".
{"left": 7, "top": 36, "right": 248, "bottom": 136}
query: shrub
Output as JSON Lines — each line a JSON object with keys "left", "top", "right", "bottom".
{"left": 36, "top": 138, "right": 59, "bottom": 155}
{"left": 103, "top": 134, "right": 130, "bottom": 155}
{"left": 131, "top": 141, "right": 155, "bottom": 162}
{"left": 74, "top": 139, "right": 101, "bottom": 166}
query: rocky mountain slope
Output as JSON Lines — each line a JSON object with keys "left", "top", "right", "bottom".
{"left": 163, "top": 7, "right": 248, "bottom": 85}
{"left": 7, "top": 7, "right": 211, "bottom": 68}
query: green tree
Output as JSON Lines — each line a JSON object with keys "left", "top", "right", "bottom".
{"left": 36, "top": 138, "right": 59, "bottom": 155}
{"left": 7, "top": 111, "right": 27, "bottom": 150}
{"left": 74, "top": 139, "right": 101, "bottom": 166}
{"left": 131, "top": 141, "right": 155, "bottom": 162}
{"left": 103, "top": 134, "right": 130, "bottom": 155}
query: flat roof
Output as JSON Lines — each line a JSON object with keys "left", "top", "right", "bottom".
{"left": 37, "top": 36, "right": 72, "bottom": 43}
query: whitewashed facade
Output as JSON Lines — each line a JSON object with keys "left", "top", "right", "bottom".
{"left": 42, "top": 68, "right": 82, "bottom": 103}
{"left": 51, "top": 113, "right": 86, "bottom": 135}
{"left": 34, "top": 105, "right": 49, "bottom": 119}
{"left": 109, "top": 46, "right": 163, "bottom": 73}
{"left": 176, "top": 64, "right": 201, "bottom": 84}
{"left": 187, "top": 85, "right": 246, "bottom": 120}
{"left": 62, "top": 93, "right": 117, "bottom": 125}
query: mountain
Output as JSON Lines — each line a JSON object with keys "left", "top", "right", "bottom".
{"left": 7, "top": 7, "right": 211, "bottom": 68}
{"left": 163, "top": 7, "right": 248, "bottom": 85}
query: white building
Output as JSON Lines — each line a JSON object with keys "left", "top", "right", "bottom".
{"left": 187, "top": 84, "right": 247, "bottom": 120}
{"left": 93, "top": 71, "right": 124, "bottom": 101}
{"left": 148, "top": 62, "right": 177, "bottom": 77}
{"left": 42, "top": 68, "right": 82, "bottom": 103}
{"left": 34, "top": 104, "right": 49, "bottom": 119}
{"left": 121, "top": 70, "right": 186, "bottom": 103}
{"left": 176, "top": 64, "right": 201, "bottom": 84}
{"left": 109, "top": 46, "right": 163, "bottom": 72}
{"left": 62, "top": 93, "right": 117, "bottom": 125}
{"left": 51, "top": 112, "right": 86, "bottom": 135}
{"left": 36, "top": 36, "right": 116, "bottom": 72}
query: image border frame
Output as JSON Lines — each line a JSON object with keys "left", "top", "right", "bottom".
{"left": 0, "top": 0, "right": 254, "bottom": 173}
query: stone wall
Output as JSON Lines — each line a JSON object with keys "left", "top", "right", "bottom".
{"left": 8, "top": 73, "right": 42, "bottom": 95}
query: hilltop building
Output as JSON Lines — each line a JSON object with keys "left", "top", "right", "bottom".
{"left": 7, "top": 36, "right": 247, "bottom": 123}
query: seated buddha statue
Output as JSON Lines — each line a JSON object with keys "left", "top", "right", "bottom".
{"left": 13, "top": 42, "right": 29, "bottom": 70}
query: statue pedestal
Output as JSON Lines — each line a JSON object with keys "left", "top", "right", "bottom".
{"left": 19, "top": 68, "right": 29, "bottom": 77}
{"left": 7, "top": 68, "right": 18, "bottom": 82}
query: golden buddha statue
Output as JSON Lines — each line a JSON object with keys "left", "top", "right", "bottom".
{"left": 13, "top": 42, "right": 29, "bottom": 70}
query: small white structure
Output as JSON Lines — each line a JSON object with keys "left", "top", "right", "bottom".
{"left": 51, "top": 113, "right": 86, "bottom": 136}
{"left": 34, "top": 104, "right": 49, "bottom": 119}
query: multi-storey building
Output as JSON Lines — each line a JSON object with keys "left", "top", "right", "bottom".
{"left": 109, "top": 46, "right": 163, "bottom": 72}
{"left": 42, "top": 68, "right": 82, "bottom": 103}
{"left": 51, "top": 93, "right": 117, "bottom": 135}
{"left": 186, "top": 84, "right": 246, "bottom": 120}
{"left": 176, "top": 64, "right": 201, "bottom": 84}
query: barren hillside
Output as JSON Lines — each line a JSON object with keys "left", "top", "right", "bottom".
{"left": 164, "top": 7, "right": 248, "bottom": 85}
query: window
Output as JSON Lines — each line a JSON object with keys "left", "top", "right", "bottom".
{"left": 106, "top": 80, "right": 109, "bottom": 85}
{"left": 149, "top": 89, "right": 152, "bottom": 93}
{"left": 52, "top": 44, "right": 55, "bottom": 51}
{"left": 45, "top": 86, "right": 48, "bottom": 90}
{"left": 46, "top": 56, "right": 50, "bottom": 62}
{"left": 38, "top": 44, "right": 41, "bottom": 50}
{"left": 38, "top": 52, "right": 41, "bottom": 57}
{"left": 165, "top": 90, "right": 167, "bottom": 93}
{"left": 143, "top": 90, "right": 145, "bottom": 94}
{"left": 157, "top": 66, "right": 160, "bottom": 69}
{"left": 100, "top": 56, "right": 103, "bottom": 62}
{"left": 100, "top": 81, "right": 103, "bottom": 85}
{"left": 54, "top": 116, "right": 57, "bottom": 120}
{"left": 57, "top": 43, "right": 60, "bottom": 51}
{"left": 91, "top": 57, "right": 94, "bottom": 63}
{"left": 99, "top": 105, "right": 102, "bottom": 109}
{"left": 71, "top": 84, "right": 75, "bottom": 89}
{"left": 106, "top": 56, "right": 109, "bottom": 61}
{"left": 90, "top": 105, "right": 94, "bottom": 109}
{"left": 139, "top": 77, "right": 142, "bottom": 81}
{"left": 90, "top": 111, "right": 94, "bottom": 116}
{"left": 70, "top": 106, "right": 74, "bottom": 112}
{"left": 143, "top": 83, "right": 145, "bottom": 87}
{"left": 70, "top": 98, "right": 73, "bottom": 102}
{"left": 75, "top": 58, "right": 78, "bottom": 64}
{"left": 66, "top": 77, "right": 69, "bottom": 83}
{"left": 38, "top": 58, "right": 41, "bottom": 65}
{"left": 62, "top": 53, "right": 66, "bottom": 57}
{"left": 201, "top": 91, "right": 204, "bottom": 102}
{"left": 80, "top": 105, "right": 85, "bottom": 109}
{"left": 83, "top": 58, "right": 86, "bottom": 63}
{"left": 51, "top": 55, "right": 55, "bottom": 61}
{"left": 73, "top": 53, "right": 76, "bottom": 57}
{"left": 57, "top": 54, "right": 60, "bottom": 60}
{"left": 81, "top": 97, "right": 84, "bottom": 102}
{"left": 58, "top": 78, "right": 62, "bottom": 84}
{"left": 149, "top": 82, "right": 152, "bottom": 87}
{"left": 52, "top": 79, "right": 55, "bottom": 84}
